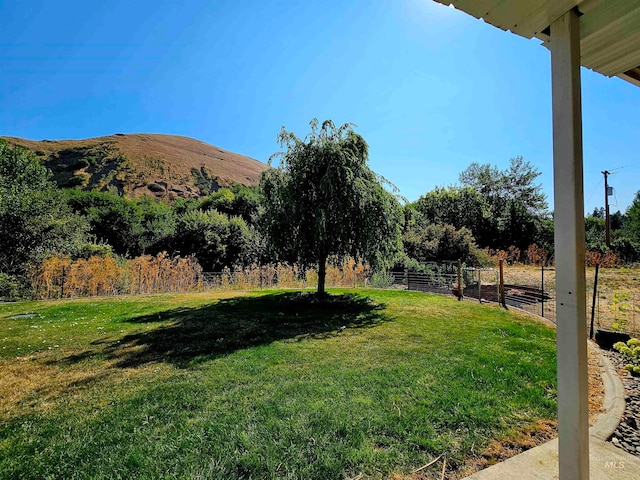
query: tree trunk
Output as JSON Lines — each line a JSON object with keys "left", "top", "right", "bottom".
{"left": 317, "top": 255, "right": 327, "bottom": 296}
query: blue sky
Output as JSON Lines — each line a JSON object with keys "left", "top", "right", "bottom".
{"left": 2, "top": 0, "right": 638, "bottom": 213}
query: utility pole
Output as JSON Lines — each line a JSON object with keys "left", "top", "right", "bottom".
{"left": 602, "top": 170, "right": 611, "bottom": 247}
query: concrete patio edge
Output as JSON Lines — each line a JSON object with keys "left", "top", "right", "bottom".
{"left": 590, "top": 349, "right": 626, "bottom": 441}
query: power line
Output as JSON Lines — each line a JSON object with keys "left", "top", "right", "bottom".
{"left": 585, "top": 177, "right": 603, "bottom": 206}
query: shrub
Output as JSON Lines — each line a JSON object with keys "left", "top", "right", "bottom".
{"left": 613, "top": 338, "right": 640, "bottom": 375}
{"left": 403, "top": 223, "right": 484, "bottom": 265}
{"left": 585, "top": 250, "right": 620, "bottom": 267}
{"left": 369, "top": 271, "right": 394, "bottom": 289}
{"left": 526, "top": 243, "right": 549, "bottom": 266}
{"left": 0, "top": 273, "right": 23, "bottom": 300}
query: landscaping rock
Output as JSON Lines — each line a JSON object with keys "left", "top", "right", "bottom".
{"left": 606, "top": 350, "right": 640, "bottom": 458}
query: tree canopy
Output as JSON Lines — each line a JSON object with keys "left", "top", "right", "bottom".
{"left": 624, "top": 192, "right": 640, "bottom": 240}
{"left": 459, "top": 156, "right": 548, "bottom": 216}
{"left": 260, "top": 119, "right": 403, "bottom": 294}
{"left": 0, "top": 140, "right": 88, "bottom": 291}
{"left": 406, "top": 156, "right": 552, "bottom": 255}
{"left": 403, "top": 223, "right": 483, "bottom": 265}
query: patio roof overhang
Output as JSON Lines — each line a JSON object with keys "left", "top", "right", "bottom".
{"left": 432, "top": 2, "right": 640, "bottom": 480}
{"left": 434, "top": 0, "right": 640, "bottom": 87}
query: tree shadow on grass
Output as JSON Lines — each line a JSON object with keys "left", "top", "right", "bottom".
{"left": 56, "top": 292, "right": 391, "bottom": 369}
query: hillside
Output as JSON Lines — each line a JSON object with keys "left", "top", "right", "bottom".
{"left": 2, "top": 133, "right": 269, "bottom": 199}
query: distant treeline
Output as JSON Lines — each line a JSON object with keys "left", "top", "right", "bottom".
{"left": 1, "top": 139, "right": 638, "bottom": 298}
{"left": 403, "top": 157, "right": 640, "bottom": 268}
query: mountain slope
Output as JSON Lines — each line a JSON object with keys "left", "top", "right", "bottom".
{"left": 2, "top": 133, "right": 269, "bottom": 199}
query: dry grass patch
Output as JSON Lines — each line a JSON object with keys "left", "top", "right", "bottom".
{"left": 503, "top": 265, "right": 640, "bottom": 334}
{"left": 0, "top": 354, "right": 168, "bottom": 418}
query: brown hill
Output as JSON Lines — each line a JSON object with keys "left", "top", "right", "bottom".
{"left": 2, "top": 133, "right": 269, "bottom": 199}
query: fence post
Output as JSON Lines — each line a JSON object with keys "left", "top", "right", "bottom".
{"left": 457, "top": 260, "right": 463, "bottom": 301}
{"left": 60, "top": 266, "right": 66, "bottom": 299}
{"left": 499, "top": 260, "right": 505, "bottom": 307}
{"left": 590, "top": 263, "right": 600, "bottom": 339}
{"left": 477, "top": 269, "right": 482, "bottom": 303}
{"left": 541, "top": 264, "right": 545, "bottom": 318}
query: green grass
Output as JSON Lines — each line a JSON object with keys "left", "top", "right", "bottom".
{"left": 0, "top": 289, "right": 557, "bottom": 479}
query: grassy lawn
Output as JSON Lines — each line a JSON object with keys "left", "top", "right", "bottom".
{"left": 0, "top": 289, "right": 557, "bottom": 479}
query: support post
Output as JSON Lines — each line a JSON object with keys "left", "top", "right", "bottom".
{"left": 551, "top": 9, "right": 589, "bottom": 480}
{"left": 478, "top": 269, "right": 481, "bottom": 303}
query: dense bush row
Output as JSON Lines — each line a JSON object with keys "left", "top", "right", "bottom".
{"left": 1, "top": 138, "right": 638, "bottom": 299}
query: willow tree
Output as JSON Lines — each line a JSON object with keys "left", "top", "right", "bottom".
{"left": 260, "top": 119, "right": 403, "bottom": 295}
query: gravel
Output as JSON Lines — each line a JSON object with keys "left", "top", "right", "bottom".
{"left": 606, "top": 350, "right": 640, "bottom": 457}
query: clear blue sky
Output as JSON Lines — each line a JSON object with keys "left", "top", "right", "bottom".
{"left": 2, "top": 0, "right": 638, "bottom": 213}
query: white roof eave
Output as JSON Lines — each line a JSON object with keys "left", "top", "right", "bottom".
{"left": 434, "top": 0, "right": 640, "bottom": 87}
